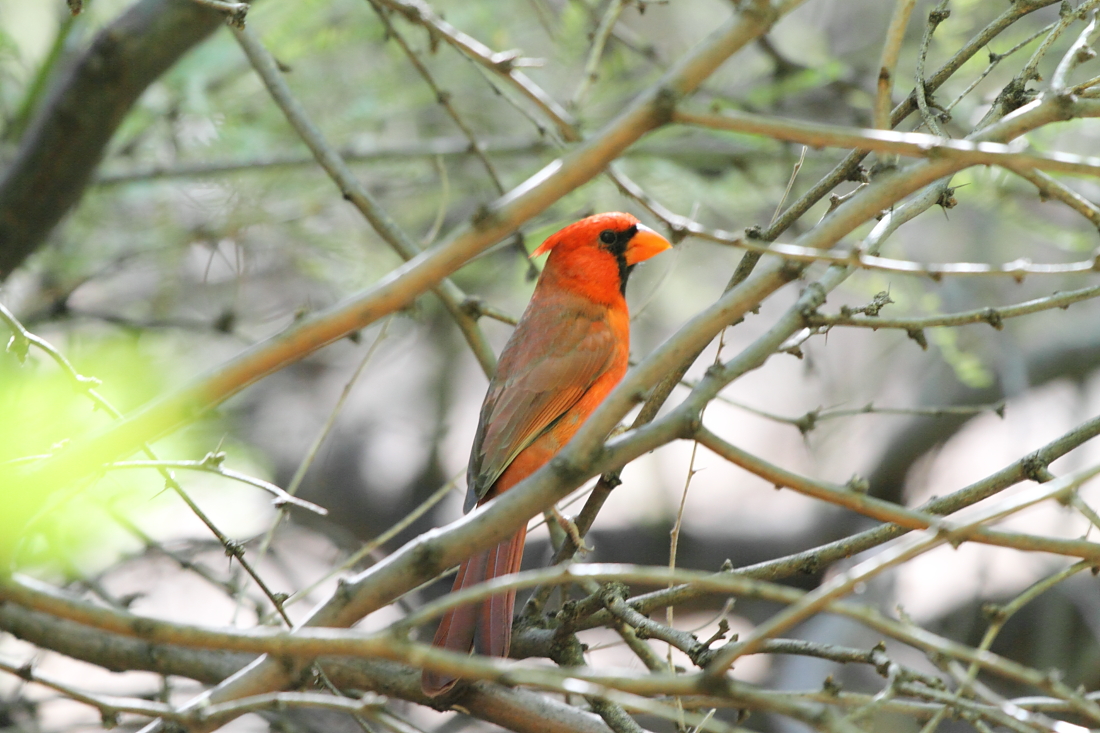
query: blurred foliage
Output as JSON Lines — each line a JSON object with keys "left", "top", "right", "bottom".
{"left": 0, "top": 335, "right": 200, "bottom": 575}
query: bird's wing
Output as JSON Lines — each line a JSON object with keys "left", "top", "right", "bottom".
{"left": 466, "top": 303, "right": 618, "bottom": 511}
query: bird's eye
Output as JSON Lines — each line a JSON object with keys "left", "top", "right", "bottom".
{"left": 599, "top": 229, "right": 617, "bottom": 245}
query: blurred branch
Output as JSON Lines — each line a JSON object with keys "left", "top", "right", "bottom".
{"left": 1022, "top": 0, "right": 1099, "bottom": 91}
{"left": 912, "top": 1, "right": 951, "bottom": 137}
{"left": 93, "top": 137, "right": 764, "bottom": 186}
{"left": 188, "top": 0, "right": 248, "bottom": 28}
{"left": 612, "top": 202, "right": 1100, "bottom": 280}
{"left": 106, "top": 507, "right": 260, "bottom": 617}
{"left": 5, "top": 6, "right": 80, "bottom": 142}
{"left": 283, "top": 474, "right": 460, "bottom": 607}
{"left": 703, "top": 462, "right": 1100, "bottom": 681}
{"left": 0, "top": 0, "right": 225, "bottom": 278}
{"left": 701, "top": 392, "right": 1006, "bottom": 434}
{"left": 231, "top": 24, "right": 499, "bottom": 377}
{"left": 369, "top": 2, "right": 506, "bottom": 195}
{"left": 255, "top": 318, "right": 393, "bottom": 566}
{"left": 923, "top": 560, "right": 1099, "bottom": 732}
{"left": 578, "top": 410, "right": 1100, "bottom": 636}
{"left": 571, "top": 0, "right": 630, "bottom": 110}
{"left": 367, "top": 1, "right": 536, "bottom": 274}
{"left": 372, "top": 0, "right": 578, "bottom": 141}
{"left": 93, "top": 136, "right": 551, "bottom": 185}
{"left": 673, "top": 108, "right": 1100, "bottom": 179}
{"left": 873, "top": 0, "right": 918, "bottom": 131}
{"left": 0, "top": 654, "right": 168, "bottom": 724}
{"left": 6, "top": 563, "right": 1095, "bottom": 724}
{"left": 1, "top": 300, "right": 295, "bottom": 626}
{"left": 106, "top": 456, "right": 329, "bottom": 516}
{"left": 1008, "top": 165, "right": 1100, "bottom": 229}
{"left": 739, "top": 0, "right": 1060, "bottom": 280}
{"left": 695, "top": 426, "right": 1100, "bottom": 563}
{"left": 806, "top": 283, "right": 1100, "bottom": 330}
{"left": 0, "top": 602, "right": 616, "bottom": 733}
{"left": 1052, "top": 9, "right": 1100, "bottom": 91}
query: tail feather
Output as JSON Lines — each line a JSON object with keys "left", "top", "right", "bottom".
{"left": 420, "top": 527, "right": 527, "bottom": 697}
{"left": 479, "top": 525, "right": 527, "bottom": 659}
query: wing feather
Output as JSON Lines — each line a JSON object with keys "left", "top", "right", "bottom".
{"left": 465, "top": 296, "right": 616, "bottom": 511}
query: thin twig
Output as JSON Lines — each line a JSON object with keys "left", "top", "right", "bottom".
{"left": 230, "top": 24, "right": 498, "bottom": 377}
{"left": 572, "top": 0, "right": 629, "bottom": 110}
{"left": 874, "top": 0, "right": 919, "bottom": 131}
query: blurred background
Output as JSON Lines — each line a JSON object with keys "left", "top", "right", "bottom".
{"left": 2, "top": 0, "right": 1100, "bottom": 730}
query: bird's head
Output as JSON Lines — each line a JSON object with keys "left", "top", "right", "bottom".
{"left": 531, "top": 212, "right": 672, "bottom": 299}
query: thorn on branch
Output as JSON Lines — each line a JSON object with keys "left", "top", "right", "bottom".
{"left": 223, "top": 539, "right": 244, "bottom": 561}
{"left": 489, "top": 49, "right": 522, "bottom": 72}
{"left": 200, "top": 451, "right": 227, "bottom": 468}
{"left": 794, "top": 408, "right": 819, "bottom": 435}
{"left": 846, "top": 474, "right": 870, "bottom": 494}
{"left": 906, "top": 328, "right": 928, "bottom": 350}
{"left": 6, "top": 333, "right": 29, "bottom": 363}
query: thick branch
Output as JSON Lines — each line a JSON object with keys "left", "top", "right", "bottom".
{"left": 0, "top": 0, "right": 224, "bottom": 277}
{"left": 0, "top": 601, "right": 612, "bottom": 733}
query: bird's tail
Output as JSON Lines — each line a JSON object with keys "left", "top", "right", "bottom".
{"left": 421, "top": 525, "right": 527, "bottom": 696}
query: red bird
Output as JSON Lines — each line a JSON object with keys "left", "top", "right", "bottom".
{"left": 422, "top": 212, "right": 671, "bottom": 695}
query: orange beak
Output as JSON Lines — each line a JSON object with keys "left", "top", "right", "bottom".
{"left": 624, "top": 224, "right": 672, "bottom": 265}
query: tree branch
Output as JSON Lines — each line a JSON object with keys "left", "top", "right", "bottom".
{"left": 0, "top": 0, "right": 224, "bottom": 277}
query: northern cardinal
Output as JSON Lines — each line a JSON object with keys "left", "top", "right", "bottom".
{"left": 422, "top": 212, "right": 671, "bottom": 695}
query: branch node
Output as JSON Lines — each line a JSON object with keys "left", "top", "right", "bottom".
{"left": 981, "top": 601, "right": 1008, "bottom": 623}
{"left": 845, "top": 474, "right": 870, "bottom": 494}
{"left": 1022, "top": 453, "right": 1055, "bottom": 483}
{"left": 982, "top": 307, "right": 1004, "bottom": 330}
{"left": 905, "top": 328, "right": 928, "bottom": 350}
{"left": 652, "top": 85, "right": 680, "bottom": 125}
{"left": 928, "top": 8, "right": 950, "bottom": 29}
